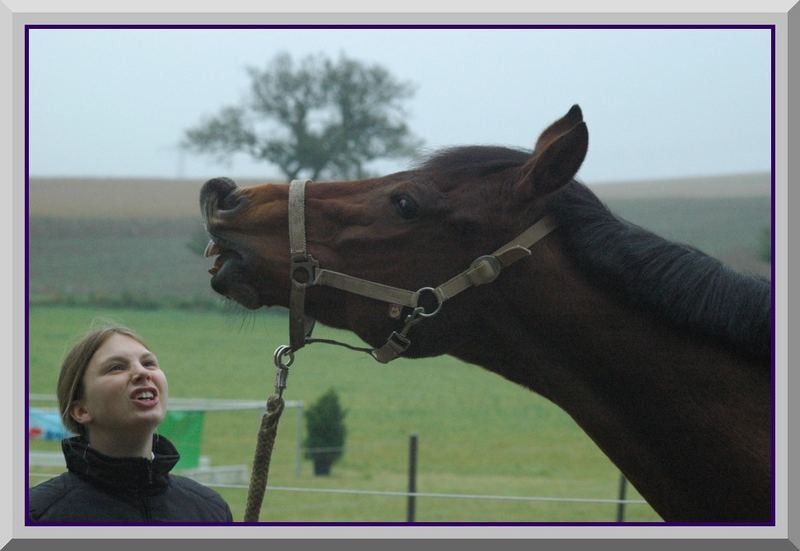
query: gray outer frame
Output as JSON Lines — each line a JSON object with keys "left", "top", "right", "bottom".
{"left": 788, "top": 4, "right": 797, "bottom": 548}
{"left": 5, "top": 7, "right": 796, "bottom": 551}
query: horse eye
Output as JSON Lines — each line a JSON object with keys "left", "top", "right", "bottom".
{"left": 392, "top": 194, "right": 419, "bottom": 220}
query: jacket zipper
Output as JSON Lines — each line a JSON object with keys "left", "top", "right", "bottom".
{"left": 142, "top": 495, "right": 152, "bottom": 521}
{"left": 142, "top": 460, "right": 153, "bottom": 520}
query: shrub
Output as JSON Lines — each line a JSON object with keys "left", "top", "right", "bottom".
{"left": 303, "top": 388, "right": 347, "bottom": 476}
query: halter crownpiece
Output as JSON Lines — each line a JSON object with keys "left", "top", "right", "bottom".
{"left": 285, "top": 179, "right": 558, "bottom": 363}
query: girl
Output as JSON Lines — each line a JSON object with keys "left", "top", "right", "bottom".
{"left": 29, "top": 326, "right": 233, "bottom": 522}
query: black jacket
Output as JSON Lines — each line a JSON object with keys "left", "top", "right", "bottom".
{"left": 29, "top": 435, "right": 233, "bottom": 523}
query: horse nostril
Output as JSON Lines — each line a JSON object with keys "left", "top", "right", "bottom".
{"left": 200, "top": 177, "right": 240, "bottom": 215}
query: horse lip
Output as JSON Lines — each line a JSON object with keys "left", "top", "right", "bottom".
{"left": 202, "top": 229, "right": 263, "bottom": 308}
{"left": 209, "top": 253, "right": 262, "bottom": 309}
{"left": 202, "top": 231, "right": 242, "bottom": 278}
{"left": 204, "top": 232, "right": 239, "bottom": 255}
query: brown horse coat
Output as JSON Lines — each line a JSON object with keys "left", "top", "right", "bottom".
{"left": 200, "top": 106, "right": 771, "bottom": 522}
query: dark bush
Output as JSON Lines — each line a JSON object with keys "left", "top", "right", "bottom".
{"left": 303, "top": 388, "right": 347, "bottom": 476}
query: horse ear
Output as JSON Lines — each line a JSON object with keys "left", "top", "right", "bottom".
{"left": 533, "top": 104, "right": 583, "bottom": 154}
{"left": 519, "top": 117, "right": 588, "bottom": 198}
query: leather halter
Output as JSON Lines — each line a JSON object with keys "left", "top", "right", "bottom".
{"left": 285, "top": 179, "right": 558, "bottom": 364}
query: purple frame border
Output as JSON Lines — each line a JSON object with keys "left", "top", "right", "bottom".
{"left": 23, "top": 23, "right": 777, "bottom": 528}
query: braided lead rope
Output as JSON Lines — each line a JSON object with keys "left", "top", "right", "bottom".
{"left": 243, "top": 347, "right": 293, "bottom": 522}
{"left": 243, "top": 393, "right": 285, "bottom": 522}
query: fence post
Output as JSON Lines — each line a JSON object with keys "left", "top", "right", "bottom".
{"left": 407, "top": 433, "right": 418, "bottom": 522}
{"left": 616, "top": 472, "right": 627, "bottom": 522}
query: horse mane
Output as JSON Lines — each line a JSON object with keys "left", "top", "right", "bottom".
{"left": 546, "top": 182, "right": 771, "bottom": 361}
{"left": 418, "top": 146, "right": 772, "bottom": 361}
{"left": 416, "top": 145, "right": 530, "bottom": 176}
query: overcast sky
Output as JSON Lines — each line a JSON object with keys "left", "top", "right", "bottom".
{"left": 28, "top": 27, "right": 771, "bottom": 184}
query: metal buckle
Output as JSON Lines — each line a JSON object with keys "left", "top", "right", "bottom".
{"left": 467, "top": 255, "right": 503, "bottom": 286}
{"left": 290, "top": 255, "right": 318, "bottom": 285}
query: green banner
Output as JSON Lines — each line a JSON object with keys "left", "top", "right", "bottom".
{"left": 157, "top": 410, "right": 205, "bottom": 470}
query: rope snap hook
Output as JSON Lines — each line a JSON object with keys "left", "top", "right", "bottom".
{"left": 272, "top": 345, "right": 295, "bottom": 397}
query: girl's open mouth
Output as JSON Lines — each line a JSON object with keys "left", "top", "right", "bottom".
{"left": 131, "top": 388, "right": 159, "bottom": 408}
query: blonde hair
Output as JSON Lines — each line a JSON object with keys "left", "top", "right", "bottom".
{"left": 57, "top": 326, "right": 148, "bottom": 436}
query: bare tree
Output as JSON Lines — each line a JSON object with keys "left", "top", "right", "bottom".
{"left": 184, "top": 52, "right": 423, "bottom": 180}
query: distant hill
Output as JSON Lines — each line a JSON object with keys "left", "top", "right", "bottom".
{"left": 29, "top": 177, "right": 270, "bottom": 219}
{"left": 27, "top": 173, "right": 771, "bottom": 305}
{"left": 591, "top": 172, "right": 770, "bottom": 199}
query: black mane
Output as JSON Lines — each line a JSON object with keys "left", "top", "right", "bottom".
{"left": 419, "top": 146, "right": 771, "bottom": 361}
{"left": 416, "top": 145, "right": 530, "bottom": 176}
{"left": 546, "top": 182, "right": 771, "bottom": 361}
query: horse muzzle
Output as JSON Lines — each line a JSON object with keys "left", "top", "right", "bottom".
{"left": 200, "top": 177, "right": 268, "bottom": 309}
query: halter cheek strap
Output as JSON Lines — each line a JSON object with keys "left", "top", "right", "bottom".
{"left": 288, "top": 180, "right": 318, "bottom": 351}
{"left": 285, "top": 179, "right": 558, "bottom": 363}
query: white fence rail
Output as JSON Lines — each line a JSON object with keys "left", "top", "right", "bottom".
{"left": 29, "top": 471, "right": 646, "bottom": 506}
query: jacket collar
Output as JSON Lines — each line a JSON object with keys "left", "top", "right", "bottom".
{"left": 62, "top": 434, "right": 180, "bottom": 491}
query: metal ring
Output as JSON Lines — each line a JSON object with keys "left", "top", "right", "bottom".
{"left": 273, "top": 345, "right": 295, "bottom": 369}
{"left": 414, "top": 287, "right": 443, "bottom": 318}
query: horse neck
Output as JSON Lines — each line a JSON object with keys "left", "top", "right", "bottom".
{"left": 450, "top": 244, "right": 771, "bottom": 521}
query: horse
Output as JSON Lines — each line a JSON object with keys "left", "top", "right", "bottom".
{"left": 199, "top": 105, "right": 772, "bottom": 523}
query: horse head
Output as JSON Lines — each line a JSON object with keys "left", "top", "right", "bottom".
{"left": 199, "top": 106, "right": 588, "bottom": 356}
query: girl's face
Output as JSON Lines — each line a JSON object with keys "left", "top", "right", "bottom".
{"left": 71, "top": 334, "right": 168, "bottom": 437}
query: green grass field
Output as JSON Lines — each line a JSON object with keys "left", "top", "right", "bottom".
{"left": 28, "top": 305, "right": 661, "bottom": 522}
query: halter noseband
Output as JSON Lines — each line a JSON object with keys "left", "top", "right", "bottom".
{"left": 284, "top": 179, "right": 558, "bottom": 364}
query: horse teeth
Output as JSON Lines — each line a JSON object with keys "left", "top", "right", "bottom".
{"left": 204, "top": 240, "right": 221, "bottom": 258}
